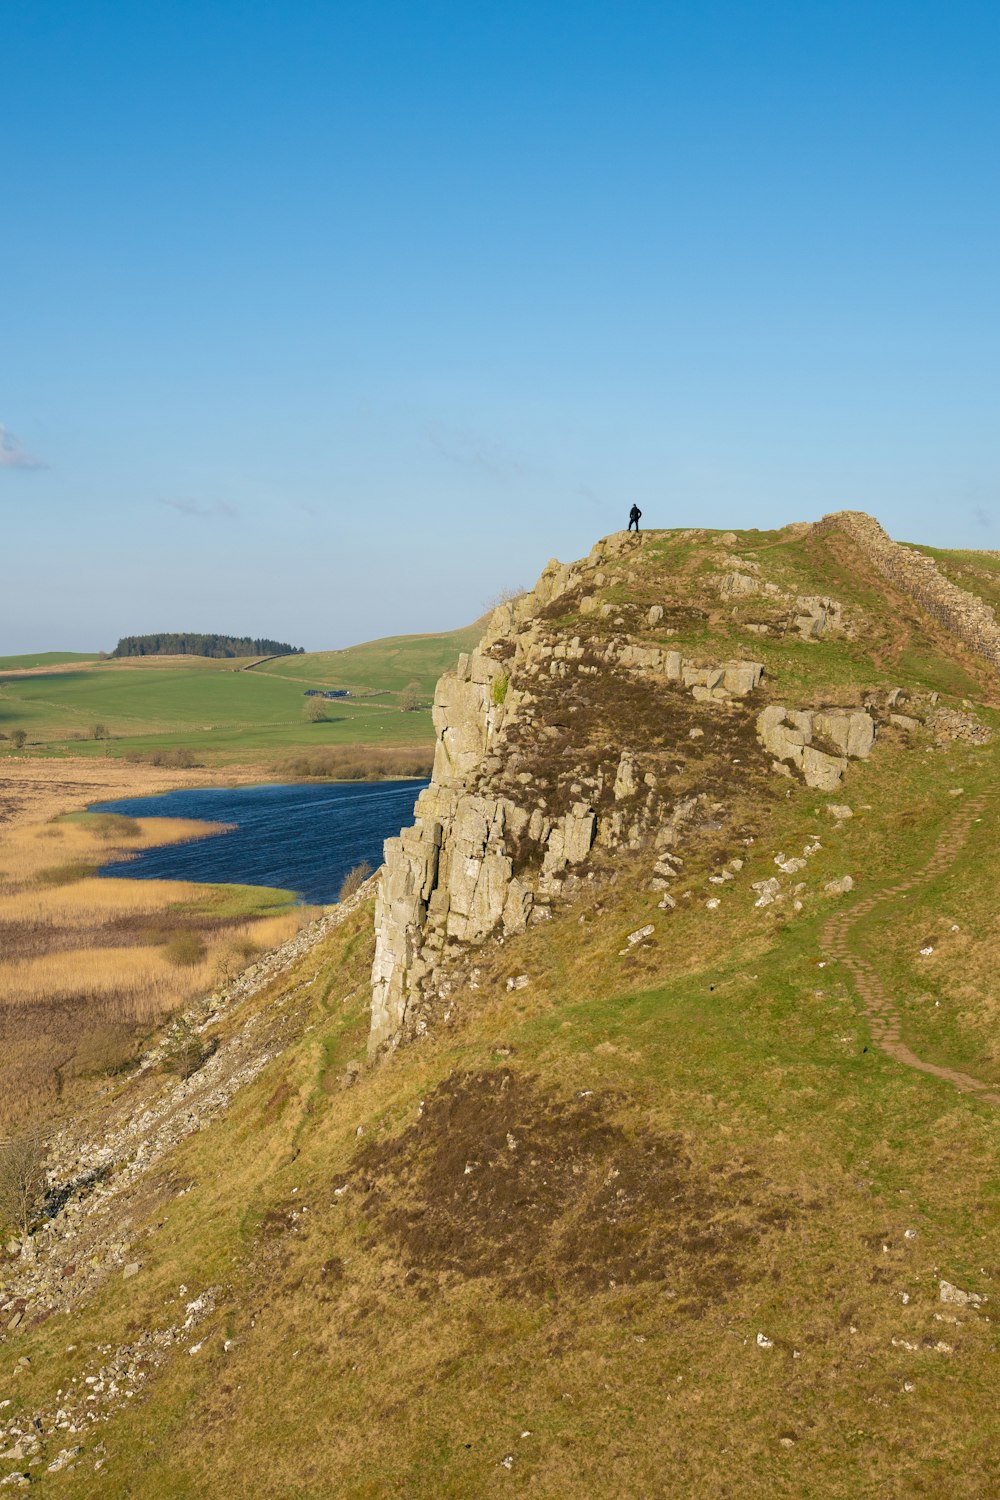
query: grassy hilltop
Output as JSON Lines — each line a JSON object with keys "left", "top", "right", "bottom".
{"left": 0, "top": 623, "right": 484, "bottom": 769}
{"left": 1, "top": 520, "right": 998, "bottom": 1497}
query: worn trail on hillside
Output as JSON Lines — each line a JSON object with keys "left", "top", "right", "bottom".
{"left": 822, "top": 795, "right": 1000, "bottom": 1104}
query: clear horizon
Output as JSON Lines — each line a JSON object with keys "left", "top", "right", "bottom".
{"left": 3, "top": 0, "right": 998, "bottom": 653}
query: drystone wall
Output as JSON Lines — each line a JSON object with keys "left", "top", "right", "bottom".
{"left": 370, "top": 532, "right": 769, "bottom": 1054}
{"left": 820, "top": 511, "right": 1000, "bottom": 672}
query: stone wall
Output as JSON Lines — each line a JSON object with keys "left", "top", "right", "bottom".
{"left": 819, "top": 511, "right": 1000, "bottom": 672}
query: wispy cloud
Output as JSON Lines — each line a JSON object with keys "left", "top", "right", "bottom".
{"left": 0, "top": 424, "right": 46, "bottom": 470}
{"left": 425, "top": 422, "right": 526, "bottom": 485}
{"left": 156, "top": 497, "right": 240, "bottom": 519}
{"left": 973, "top": 504, "right": 992, "bottom": 530}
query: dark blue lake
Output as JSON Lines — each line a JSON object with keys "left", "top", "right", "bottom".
{"left": 92, "top": 781, "right": 426, "bottom": 904}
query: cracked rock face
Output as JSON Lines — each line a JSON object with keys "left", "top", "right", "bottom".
{"left": 756, "top": 704, "right": 876, "bottom": 789}
{"left": 370, "top": 533, "right": 768, "bottom": 1054}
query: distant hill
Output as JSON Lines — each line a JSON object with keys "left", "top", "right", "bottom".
{"left": 111, "top": 633, "right": 303, "bottom": 659}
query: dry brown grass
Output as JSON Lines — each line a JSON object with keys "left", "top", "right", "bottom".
{"left": 0, "top": 758, "right": 311, "bottom": 1135}
{"left": 0, "top": 815, "right": 227, "bottom": 889}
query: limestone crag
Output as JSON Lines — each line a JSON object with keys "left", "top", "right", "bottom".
{"left": 756, "top": 704, "right": 876, "bottom": 789}
{"left": 371, "top": 533, "right": 769, "bottom": 1053}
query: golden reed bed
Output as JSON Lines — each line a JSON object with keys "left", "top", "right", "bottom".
{"left": 0, "top": 758, "right": 313, "bottom": 1134}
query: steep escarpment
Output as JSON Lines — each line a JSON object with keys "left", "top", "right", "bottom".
{"left": 370, "top": 526, "right": 894, "bottom": 1053}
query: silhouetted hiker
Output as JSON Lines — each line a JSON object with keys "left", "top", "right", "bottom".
{"left": 628, "top": 504, "right": 642, "bottom": 533}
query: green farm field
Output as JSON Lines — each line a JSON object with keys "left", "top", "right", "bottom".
{"left": 0, "top": 623, "right": 483, "bottom": 768}
{"left": 0, "top": 651, "right": 99, "bottom": 671}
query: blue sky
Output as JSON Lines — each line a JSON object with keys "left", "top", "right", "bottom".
{"left": 2, "top": 0, "right": 998, "bottom": 652}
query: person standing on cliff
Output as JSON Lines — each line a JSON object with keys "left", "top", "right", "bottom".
{"left": 628, "top": 504, "right": 642, "bottom": 533}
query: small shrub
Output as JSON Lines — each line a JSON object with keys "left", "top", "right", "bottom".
{"left": 273, "top": 746, "right": 433, "bottom": 782}
{"left": 339, "top": 861, "right": 373, "bottom": 901}
{"left": 161, "top": 1019, "right": 217, "bottom": 1079}
{"left": 10, "top": 728, "right": 27, "bottom": 750}
{"left": 36, "top": 861, "right": 92, "bottom": 887}
{"left": 123, "top": 747, "right": 198, "bottom": 768}
{"left": 91, "top": 722, "right": 111, "bottom": 740}
{"left": 305, "top": 698, "right": 329, "bottom": 723}
{"left": 87, "top": 813, "right": 142, "bottom": 840}
{"left": 399, "top": 680, "right": 422, "bottom": 712}
{"left": 164, "top": 931, "right": 207, "bottom": 967}
{"left": 491, "top": 674, "right": 510, "bottom": 706}
{"left": 0, "top": 1131, "right": 47, "bottom": 1237}
{"left": 233, "top": 937, "right": 263, "bottom": 961}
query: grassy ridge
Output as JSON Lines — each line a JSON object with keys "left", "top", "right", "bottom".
{"left": 0, "top": 650, "right": 97, "bottom": 670}
{"left": 0, "top": 624, "right": 483, "bottom": 765}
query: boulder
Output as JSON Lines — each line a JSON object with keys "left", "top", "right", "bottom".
{"left": 812, "top": 709, "right": 875, "bottom": 759}
{"left": 801, "top": 746, "right": 847, "bottom": 790}
{"left": 718, "top": 571, "right": 758, "bottom": 596}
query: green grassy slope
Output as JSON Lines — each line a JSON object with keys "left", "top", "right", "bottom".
{"left": 258, "top": 620, "right": 487, "bottom": 694}
{"left": 19, "top": 727, "right": 998, "bottom": 1499}
{"left": 0, "top": 651, "right": 97, "bottom": 670}
{"left": 2, "top": 525, "right": 998, "bottom": 1496}
{"left": 0, "top": 624, "right": 484, "bottom": 765}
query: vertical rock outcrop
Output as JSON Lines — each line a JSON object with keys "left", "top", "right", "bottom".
{"left": 369, "top": 534, "right": 768, "bottom": 1054}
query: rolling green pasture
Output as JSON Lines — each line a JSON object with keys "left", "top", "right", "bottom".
{"left": 259, "top": 620, "right": 485, "bottom": 695}
{"left": 0, "top": 650, "right": 98, "bottom": 670}
{"left": 0, "top": 624, "right": 483, "bottom": 765}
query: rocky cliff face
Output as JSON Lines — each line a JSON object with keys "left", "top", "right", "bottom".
{"left": 370, "top": 512, "right": 997, "bottom": 1054}
{"left": 370, "top": 531, "right": 779, "bottom": 1052}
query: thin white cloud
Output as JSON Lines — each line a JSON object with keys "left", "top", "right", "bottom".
{"left": 425, "top": 422, "right": 526, "bottom": 485}
{"left": 156, "top": 497, "right": 240, "bottom": 519}
{"left": 0, "top": 424, "right": 46, "bottom": 470}
{"left": 973, "top": 505, "right": 992, "bottom": 530}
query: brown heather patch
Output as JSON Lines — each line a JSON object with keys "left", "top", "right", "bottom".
{"left": 348, "top": 1068, "right": 793, "bottom": 1307}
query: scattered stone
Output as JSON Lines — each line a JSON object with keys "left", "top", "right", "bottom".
{"left": 890, "top": 714, "right": 921, "bottom": 732}
{"left": 505, "top": 975, "right": 530, "bottom": 992}
{"left": 824, "top": 876, "right": 854, "bottom": 896}
{"left": 47, "top": 1447, "right": 82, "bottom": 1473}
{"left": 826, "top": 804, "right": 853, "bottom": 820}
{"left": 795, "top": 595, "right": 845, "bottom": 640}
{"left": 752, "top": 878, "right": 782, "bottom": 908}
{"left": 756, "top": 1333, "right": 774, "bottom": 1349}
{"left": 122, "top": 1263, "right": 140, "bottom": 1280}
{"left": 940, "top": 1280, "right": 983, "bottom": 1307}
{"left": 621, "top": 924, "right": 655, "bottom": 951}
